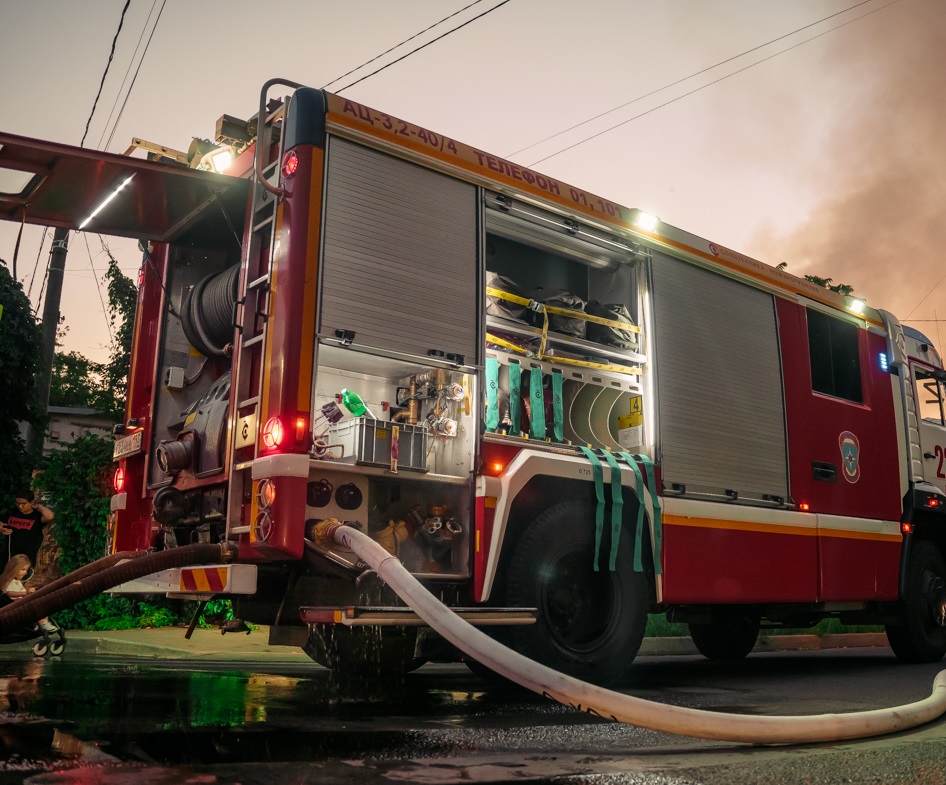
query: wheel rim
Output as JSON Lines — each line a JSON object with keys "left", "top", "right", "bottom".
{"left": 540, "top": 548, "right": 616, "bottom": 651}
{"left": 922, "top": 572, "right": 946, "bottom": 630}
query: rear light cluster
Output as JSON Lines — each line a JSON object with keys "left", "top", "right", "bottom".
{"left": 112, "top": 466, "right": 126, "bottom": 493}
{"left": 281, "top": 151, "right": 299, "bottom": 178}
{"left": 261, "top": 416, "right": 309, "bottom": 452}
{"left": 255, "top": 478, "right": 276, "bottom": 543}
{"left": 262, "top": 417, "right": 285, "bottom": 449}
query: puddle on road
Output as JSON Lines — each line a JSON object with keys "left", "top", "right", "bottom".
{"left": 0, "top": 653, "right": 556, "bottom": 776}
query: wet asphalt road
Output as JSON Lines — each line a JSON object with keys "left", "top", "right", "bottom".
{"left": 0, "top": 646, "right": 944, "bottom": 784}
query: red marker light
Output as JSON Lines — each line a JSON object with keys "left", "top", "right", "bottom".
{"left": 281, "top": 151, "right": 299, "bottom": 178}
{"left": 902, "top": 522, "right": 913, "bottom": 534}
{"left": 799, "top": 502, "right": 810, "bottom": 511}
{"left": 262, "top": 417, "right": 285, "bottom": 450}
{"left": 113, "top": 466, "right": 126, "bottom": 493}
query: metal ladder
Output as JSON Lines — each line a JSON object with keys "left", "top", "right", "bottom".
{"left": 225, "top": 81, "right": 299, "bottom": 538}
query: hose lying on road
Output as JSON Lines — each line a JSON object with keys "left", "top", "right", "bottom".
{"left": 0, "top": 543, "right": 234, "bottom": 634}
{"left": 327, "top": 521, "right": 946, "bottom": 745}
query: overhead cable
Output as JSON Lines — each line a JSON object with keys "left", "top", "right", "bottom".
{"left": 507, "top": 0, "right": 876, "bottom": 159}
{"left": 323, "top": 0, "right": 488, "bottom": 91}
{"left": 525, "top": 0, "right": 902, "bottom": 167}
{"left": 104, "top": 0, "right": 169, "bottom": 152}
{"left": 96, "top": 0, "right": 161, "bottom": 151}
{"left": 80, "top": 0, "right": 132, "bottom": 148}
{"left": 335, "top": 0, "right": 512, "bottom": 94}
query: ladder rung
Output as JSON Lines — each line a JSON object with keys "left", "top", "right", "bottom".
{"left": 253, "top": 214, "right": 274, "bottom": 232}
{"left": 242, "top": 333, "right": 265, "bottom": 349}
{"left": 234, "top": 461, "right": 254, "bottom": 471}
{"left": 248, "top": 274, "right": 269, "bottom": 290}
{"left": 239, "top": 396, "right": 260, "bottom": 408}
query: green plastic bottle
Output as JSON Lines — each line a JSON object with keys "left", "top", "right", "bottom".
{"left": 340, "top": 388, "right": 377, "bottom": 419}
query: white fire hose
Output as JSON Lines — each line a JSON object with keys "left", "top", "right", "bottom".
{"left": 330, "top": 523, "right": 946, "bottom": 745}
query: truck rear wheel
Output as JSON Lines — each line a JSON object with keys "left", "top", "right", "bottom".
{"left": 688, "top": 613, "right": 760, "bottom": 661}
{"left": 504, "top": 501, "right": 649, "bottom": 687}
{"left": 886, "top": 540, "right": 946, "bottom": 663}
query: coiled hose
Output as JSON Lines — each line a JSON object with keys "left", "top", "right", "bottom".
{"left": 0, "top": 543, "right": 234, "bottom": 633}
{"left": 327, "top": 522, "right": 946, "bottom": 745}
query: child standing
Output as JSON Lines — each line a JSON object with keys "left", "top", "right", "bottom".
{"left": 1, "top": 554, "right": 56, "bottom": 632}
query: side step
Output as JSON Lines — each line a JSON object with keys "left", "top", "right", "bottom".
{"left": 300, "top": 606, "right": 536, "bottom": 627}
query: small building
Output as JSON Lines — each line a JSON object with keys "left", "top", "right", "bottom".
{"left": 44, "top": 406, "right": 115, "bottom": 454}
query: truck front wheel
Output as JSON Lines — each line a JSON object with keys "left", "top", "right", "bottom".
{"left": 504, "top": 501, "right": 649, "bottom": 687}
{"left": 886, "top": 540, "right": 946, "bottom": 663}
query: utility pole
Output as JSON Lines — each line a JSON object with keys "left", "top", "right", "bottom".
{"left": 26, "top": 226, "right": 69, "bottom": 458}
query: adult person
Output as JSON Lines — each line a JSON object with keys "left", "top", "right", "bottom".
{"left": 0, "top": 488, "right": 54, "bottom": 567}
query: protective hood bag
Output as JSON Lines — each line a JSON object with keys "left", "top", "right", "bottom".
{"left": 529, "top": 287, "right": 587, "bottom": 339}
{"left": 586, "top": 300, "right": 638, "bottom": 350}
{"left": 486, "top": 272, "right": 528, "bottom": 323}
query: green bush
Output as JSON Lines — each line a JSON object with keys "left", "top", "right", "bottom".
{"left": 40, "top": 434, "right": 237, "bottom": 631}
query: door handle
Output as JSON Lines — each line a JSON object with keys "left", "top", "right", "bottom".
{"left": 813, "top": 461, "right": 837, "bottom": 482}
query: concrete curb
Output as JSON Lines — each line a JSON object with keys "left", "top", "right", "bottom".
{"left": 60, "top": 628, "right": 310, "bottom": 662}
{"left": 638, "top": 632, "right": 890, "bottom": 657}
{"left": 42, "top": 629, "right": 893, "bottom": 662}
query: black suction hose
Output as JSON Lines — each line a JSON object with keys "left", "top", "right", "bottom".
{"left": 0, "top": 543, "right": 235, "bottom": 633}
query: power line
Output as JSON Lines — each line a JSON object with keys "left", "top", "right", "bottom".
{"left": 96, "top": 0, "right": 161, "bottom": 151}
{"left": 334, "top": 0, "right": 512, "bottom": 94}
{"left": 80, "top": 0, "right": 132, "bottom": 147}
{"left": 104, "top": 0, "right": 168, "bottom": 152}
{"left": 507, "top": 0, "right": 876, "bottom": 159}
{"left": 85, "top": 235, "right": 114, "bottom": 347}
{"left": 904, "top": 272, "right": 946, "bottom": 319}
{"left": 525, "top": 0, "right": 902, "bottom": 168}
{"left": 26, "top": 227, "right": 49, "bottom": 301}
{"left": 323, "top": 0, "right": 489, "bottom": 91}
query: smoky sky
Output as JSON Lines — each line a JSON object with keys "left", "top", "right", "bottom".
{"left": 756, "top": 0, "right": 946, "bottom": 333}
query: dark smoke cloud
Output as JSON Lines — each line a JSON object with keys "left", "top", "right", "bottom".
{"left": 755, "top": 0, "right": 946, "bottom": 332}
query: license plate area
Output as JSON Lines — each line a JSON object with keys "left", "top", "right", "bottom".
{"left": 113, "top": 430, "right": 143, "bottom": 459}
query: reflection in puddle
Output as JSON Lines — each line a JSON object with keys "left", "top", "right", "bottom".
{"left": 0, "top": 655, "right": 531, "bottom": 774}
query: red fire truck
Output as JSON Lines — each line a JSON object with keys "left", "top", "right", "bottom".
{"left": 1, "top": 78, "right": 944, "bottom": 684}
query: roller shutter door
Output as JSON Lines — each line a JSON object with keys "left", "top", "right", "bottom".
{"left": 652, "top": 252, "right": 788, "bottom": 500}
{"left": 320, "top": 138, "right": 478, "bottom": 363}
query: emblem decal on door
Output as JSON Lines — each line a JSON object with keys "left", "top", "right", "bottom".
{"left": 839, "top": 431, "right": 861, "bottom": 483}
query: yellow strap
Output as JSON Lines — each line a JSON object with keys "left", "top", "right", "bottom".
{"left": 544, "top": 355, "right": 642, "bottom": 375}
{"left": 486, "top": 286, "right": 640, "bottom": 334}
{"left": 488, "top": 334, "right": 641, "bottom": 375}
{"left": 485, "top": 286, "right": 533, "bottom": 308}
{"left": 543, "top": 304, "right": 641, "bottom": 333}
{"left": 486, "top": 333, "right": 531, "bottom": 355}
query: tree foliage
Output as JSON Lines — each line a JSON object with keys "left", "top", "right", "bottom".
{"left": 776, "top": 262, "right": 855, "bottom": 296}
{"left": 0, "top": 262, "right": 45, "bottom": 498}
{"left": 48, "top": 246, "right": 137, "bottom": 419}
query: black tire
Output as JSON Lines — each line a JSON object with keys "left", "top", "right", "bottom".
{"left": 504, "top": 501, "right": 649, "bottom": 686}
{"left": 303, "top": 624, "right": 425, "bottom": 678}
{"left": 886, "top": 540, "right": 946, "bottom": 663}
{"left": 688, "top": 614, "right": 760, "bottom": 661}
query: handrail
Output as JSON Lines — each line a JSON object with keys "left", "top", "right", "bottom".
{"left": 254, "top": 78, "right": 304, "bottom": 199}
